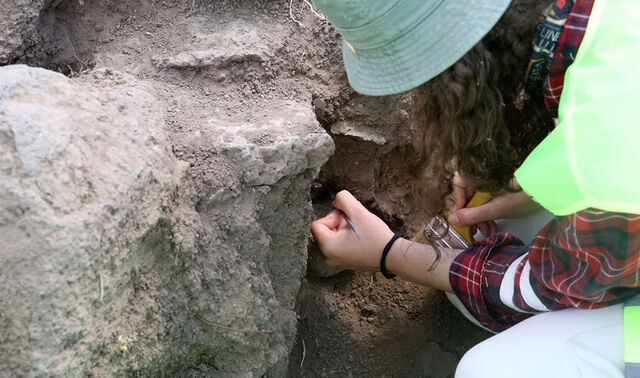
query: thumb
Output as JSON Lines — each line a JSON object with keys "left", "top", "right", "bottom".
{"left": 331, "top": 190, "right": 366, "bottom": 220}
{"left": 452, "top": 184, "right": 470, "bottom": 210}
{"left": 448, "top": 205, "right": 495, "bottom": 226}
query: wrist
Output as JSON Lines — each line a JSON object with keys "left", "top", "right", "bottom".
{"left": 379, "top": 232, "right": 403, "bottom": 278}
{"left": 384, "top": 237, "right": 409, "bottom": 277}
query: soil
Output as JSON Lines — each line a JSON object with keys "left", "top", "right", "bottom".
{"left": 15, "top": 0, "right": 492, "bottom": 376}
{"left": 288, "top": 272, "right": 491, "bottom": 378}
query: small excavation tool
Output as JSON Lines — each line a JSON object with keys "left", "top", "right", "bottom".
{"left": 328, "top": 189, "right": 366, "bottom": 242}
{"left": 424, "top": 192, "right": 492, "bottom": 249}
{"left": 424, "top": 215, "right": 471, "bottom": 249}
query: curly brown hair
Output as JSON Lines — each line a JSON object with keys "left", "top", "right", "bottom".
{"left": 412, "top": 0, "right": 555, "bottom": 218}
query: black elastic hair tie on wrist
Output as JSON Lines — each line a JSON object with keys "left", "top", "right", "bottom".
{"left": 380, "top": 231, "right": 404, "bottom": 279}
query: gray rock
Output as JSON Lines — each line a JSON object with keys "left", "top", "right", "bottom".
{"left": 0, "top": 0, "right": 52, "bottom": 64}
{"left": 0, "top": 65, "right": 334, "bottom": 377}
{"left": 153, "top": 23, "right": 283, "bottom": 69}
{"left": 330, "top": 121, "right": 387, "bottom": 146}
{"left": 211, "top": 102, "right": 334, "bottom": 186}
{"left": 0, "top": 64, "right": 182, "bottom": 375}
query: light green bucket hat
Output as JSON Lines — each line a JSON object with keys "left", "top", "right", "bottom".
{"left": 312, "top": 0, "right": 512, "bottom": 96}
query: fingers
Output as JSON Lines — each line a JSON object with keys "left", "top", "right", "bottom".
{"left": 476, "top": 221, "right": 497, "bottom": 237}
{"left": 448, "top": 205, "right": 496, "bottom": 227}
{"left": 452, "top": 184, "right": 469, "bottom": 210}
{"left": 310, "top": 219, "right": 330, "bottom": 240}
{"left": 449, "top": 209, "right": 498, "bottom": 237}
{"left": 311, "top": 214, "right": 342, "bottom": 252}
{"left": 452, "top": 171, "right": 475, "bottom": 209}
{"left": 449, "top": 192, "right": 525, "bottom": 226}
{"left": 449, "top": 190, "right": 540, "bottom": 236}
{"left": 476, "top": 222, "right": 490, "bottom": 236}
{"left": 313, "top": 209, "right": 343, "bottom": 230}
{"left": 311, "top": 208, "right": 352, "bottom": 247}
{"left": 452, "top": 171, "right": 465, "bottom": 187}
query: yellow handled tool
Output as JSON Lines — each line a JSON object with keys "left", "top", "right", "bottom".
{"left": 446, "top": 191, "right": 492, "bottom": 244}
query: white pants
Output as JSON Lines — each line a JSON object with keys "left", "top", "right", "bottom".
{"left": 454, "top": 304, "right": 624, "bottom": 378}
{"left": 454, "top": 209, "right": 625, "bottom": 378}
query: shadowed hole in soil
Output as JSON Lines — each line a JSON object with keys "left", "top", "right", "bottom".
{"left": 30, "top": 0, "right": 98, "bottom": 75}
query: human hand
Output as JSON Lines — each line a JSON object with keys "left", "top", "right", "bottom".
{"left": 450, "top": 171, "right": 497, "bottom": 236}
{"left": 449, "top": 175, "right": 541, "bottom": 234}
{"left": 310, "top": 190, "right": 393, "bottom": 271}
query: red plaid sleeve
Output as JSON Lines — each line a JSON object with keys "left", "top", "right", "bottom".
{"left": 449, "top": 233, "right": 534, "bottom": 332}
{"left": 529, "top": 210, "right": 640, "bottom": 309}
{"left": 449, "top": 210, "right": 640, "bottom": 333}
{"left": 544, "top": 0, "right": 594, "bottom": 110}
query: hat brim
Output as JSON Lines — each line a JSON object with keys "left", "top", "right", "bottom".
{"left": 342, "top": 0, "right": 512, "bottom": 96}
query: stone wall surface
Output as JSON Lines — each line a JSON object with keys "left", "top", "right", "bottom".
{"left": 0, "top": 0, "right": 52, "bottom": 64}
{"left": 0, "top": 64, "right": 333, "bottom": 377}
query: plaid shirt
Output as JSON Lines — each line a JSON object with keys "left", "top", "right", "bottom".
{"left": 449, "top": 0, "right": 640, "bottom": 332}
{"left": 450, "top": 233, "right": 532, "bottom": 332}
{"left": 451, "top": 212, "right": 640, "bottom": 332}
{"left": 543, "top": 0, "right": 594, "bottom": 111}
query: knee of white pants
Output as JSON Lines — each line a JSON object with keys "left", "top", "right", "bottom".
{"left": 454, "top": 305, "right": 624, "bottom": 378}
{"left": 455, "top": 341, "right": 499, "bottom": 378}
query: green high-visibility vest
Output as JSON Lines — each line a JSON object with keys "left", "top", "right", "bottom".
{"left": 515, "top": 0, "right": 640, "bottom": 216}
{"left": 626, "top": 296, "right": 640, "bottom": 377}
{"left": 514, "top": 0, "right": 640, "bottom": 375}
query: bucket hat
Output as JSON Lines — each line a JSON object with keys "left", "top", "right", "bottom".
{"left": 312, "top": 0, "right": 512, "bottom": 96}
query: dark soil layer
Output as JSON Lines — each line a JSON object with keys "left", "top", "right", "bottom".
{"left": 288, "top": 272, "right": 491, "bottom": 378}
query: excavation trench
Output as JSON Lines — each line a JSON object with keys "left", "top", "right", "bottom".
{"left": 286, "top": 100, "right": 492, "bottom": 378}
{"left": 2, "top": 0, "right": 490, "bottom": 376}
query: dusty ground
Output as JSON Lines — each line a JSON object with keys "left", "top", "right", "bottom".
{"left": 288, "top": 272, "right": 491, "bottom": 378}
{"left": 9, "top": 0, "right": 492, "bottom": 375}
